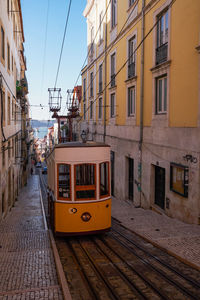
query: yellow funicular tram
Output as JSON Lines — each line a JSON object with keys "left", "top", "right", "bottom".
{"left": 47, "top": 141, "right": 111, "bottom": 235}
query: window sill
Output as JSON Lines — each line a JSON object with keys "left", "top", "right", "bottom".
{"left": 127, "top": 1, "right": 137, "bottom": 13}
{"left": 150, "top": 60, "right": 171, "bottom": 73}
{"left": 109, "top": 85, "right": 117, "bottom": 90}
{"left": 98, "top": 90, "right": 103, "bottom": 96}
{"left": 125, "top": 75, "right": 137, "bottom": 83}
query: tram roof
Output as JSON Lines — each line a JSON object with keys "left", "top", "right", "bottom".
{"left": 54, "top": 141, "right": 110, "bottom": 149}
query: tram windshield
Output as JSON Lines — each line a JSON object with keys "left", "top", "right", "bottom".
{"left": 75, "top": 164, "right": 96, "bottom": 200}
{"left": 57, "top": 164, "right": 70, "bottom": 200}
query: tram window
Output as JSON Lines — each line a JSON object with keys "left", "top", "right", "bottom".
{"left": 100, "top": 162, "right": 110, "bottom": 197}
{"left": 57, "top": 164, "right": 70, "bottom": 200}
{"left": 75, "top": 164, "right": 96, "bottom": 200}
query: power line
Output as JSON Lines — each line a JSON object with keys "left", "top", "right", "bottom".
{"left": 62, "top": 0, "right": 112, "bottom": 115}
{"left": 78, "top": 0, "right": 177, "bottom": 122}
{"left": 72, "top": 0, "right": 139, "bottom": 117}
{"left": 54, "top": 0, "right": 72, "bottom": 89}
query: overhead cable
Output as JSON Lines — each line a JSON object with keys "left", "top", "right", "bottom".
{"left": 54, "top": 0, "right": 72, "bottom": 89}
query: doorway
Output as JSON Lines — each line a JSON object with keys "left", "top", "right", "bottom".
{"left": 155, "top": 166, "right": 165, "bottom": 209}
{"left": 128, "top": 157, "right": 134, "bottom": 201}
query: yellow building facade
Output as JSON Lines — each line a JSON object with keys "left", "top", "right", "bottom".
{"left": 81, "top": 0, "right": 200, "bottom": 224}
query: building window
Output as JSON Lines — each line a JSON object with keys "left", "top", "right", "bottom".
{"left": 83, "top": 78, "right": 86, "bottom": 101}
{"left": 128, "top": 86, "right": 135, "bottom": 116}
{"left": 2, "top": 91, "right": 5, "bottom": 126}
{"left": 7, "top": 0, "right": 10, "bottom": 15}
{"left": 99, "top": 64, "right": 103, "bottom": 93}
{"left": 57, "top": 164, "right": 71, "bottom": 200}
{"left": 98, "top": 97, "right": 102, "bottom": 119}
{"left": 8, "top": 95, "right": 11, "bottom": 124}
{"left": 110, "top": 93, "right": 115, "bottom": 118}
{"left": 156, "top": 76, "right": 167, "bottom": 114}
{"left": 1, "top": 26, "right": 5, "bottom": 60}
{"left": 111, "top": 53, "right": 116, "bottom": 87}
{"left": 111, "top": 0, "right": 117, "bottom": 29}
{"left": 8, "top": 141, "right": 11, "bottom": 159}
{"left": 129, "top": 0, "right": 135, "bottom": 7}
{"left": 90, "top": 26, "right": 94, "bottom": 58}
{"left": 7, "top": 43, "right": 10, "bottom": 70}
{"left": 90, "top": 100, "right": 93, "bottom": 119}
{"left": 90, "top": 72, "right": 93, "bottom": 97}
{"left": 11, "top": 54, "right": 13, "bottom": 72}
{"left": 99, "top": 12, "right": 103, "bottom": 42}
{"left": 100, "top": 162, "right": 110, "bottom": 197}
{"left": 75, "top": 164, "right": 96, "bottom": 200}
{"left": 83, "top": 103, "right": 86, "bottom": 120}
{"left": 12, "top": 138, "right": 14, "bottom": 157}
{"left": 128, "top": 37, "right": 136, "bottom": 78}
{"left": 156, "top": 10, "right": 168, "bottom": 65}
{"left": 170, "top": 163, "right": 188, "bottom": 198}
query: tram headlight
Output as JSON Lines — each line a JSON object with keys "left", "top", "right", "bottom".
{"left": 81, "top": 212, "right": 91, "bottom": 222}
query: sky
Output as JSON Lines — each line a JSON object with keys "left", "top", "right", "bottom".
{"left": 21, "top": 0, "right": 87, "bottom": 121}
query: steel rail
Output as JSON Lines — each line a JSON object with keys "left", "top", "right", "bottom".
{"left": 110, "top": 228, "right": 199, "bottom": 300}
{"left": 91, "top": 237, "right": 159, "bottom": 300}
{"left": 112, "top": 220, "right": 200, "bottom": 290}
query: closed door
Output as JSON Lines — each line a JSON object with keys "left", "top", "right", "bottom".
{"left": 128, "top": 158, "right": 134, "bottom": 201}
{"left": 155, "top": 166, "right": 165, "bottom": 209}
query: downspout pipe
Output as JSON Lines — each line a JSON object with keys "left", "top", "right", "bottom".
{"left": 139, "top": 0, "right": 145, "bottom": 206}
{"left": 103, "top": 1, "right": 108, "bottom": 143}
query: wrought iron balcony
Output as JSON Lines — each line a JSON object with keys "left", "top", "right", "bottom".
{"left": 111, "top": 74, "right": 115, "bottom": 87}
{"left": 156, "top": 43, "right": 168, "bottom": 65}
{"left": 128, "top": 62, "right": 135, "bottom": 79}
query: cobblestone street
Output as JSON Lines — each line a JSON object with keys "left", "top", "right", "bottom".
{"left": 0, "top": 176, "right": 64, "bottom": 300}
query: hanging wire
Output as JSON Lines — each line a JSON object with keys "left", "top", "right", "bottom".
{"left": 67, "top": 0, "right": 139, "bottom": 116}
{"left": 78, "top": 0, "right": 177, "bottom": 122}
{"left": 62, "top": 0, "right": 112, "bottom": 115}
{"left": 54, "top": 0, "right": 72, "bottom": 89}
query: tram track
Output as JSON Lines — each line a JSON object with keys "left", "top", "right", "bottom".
{"left": 39, "top": 171, "right": 200, "bottom": 299}
{"left": 112, "top": 219, "right": 200, "bottom": 289}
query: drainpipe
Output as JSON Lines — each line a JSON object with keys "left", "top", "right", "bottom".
{"left": 103, "top": 0, "right": 108, "bottom": 143}
{"left": 138, "top": 0, "right": 145, "bottom": 206}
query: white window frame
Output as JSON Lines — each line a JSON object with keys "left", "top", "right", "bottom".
{"left": 110, "top": 50, "right": 116, "bottom": 87}
{"left": 153, "top": 0, "right": 171, "bottom": 66}
{"left": 157, "top": 10, "right": 168, "bottom": 48}
{"left": 90, "top": 72, "right": 93, "bottom": 97}
{"left": 111, "top": 0, "right": 117, "bottom": 29}
{"left": 99, "top": 63, "right": 103, "bottom": 93}
{"left": 90, "top": 100, "right": 93, "bottom": 119}
{"left": 110, "top": 93, "right": 115, "bottom": 118}
{"left": 98, "top": 97, "right": 102, "bottom": 120}
{"left": 83, "top": 78, "right": 86, "bottom": 101}
{"left": 156, "top": 75, "right": 167, "bottom": 114}
{"left": 127, "top": 86, "right": 135, "bottom": 117}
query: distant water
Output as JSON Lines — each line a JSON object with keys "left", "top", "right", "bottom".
{"left": 33, "top": 127, "right": 48, "bottom": 139}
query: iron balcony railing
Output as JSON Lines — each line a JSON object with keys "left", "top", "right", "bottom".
{"left": 156, "top": 43, "right": 168, "bottom": 65}
{"left": 111, "top": 74, "right": 115, "bottom": 87}
{"left": 128, "top": 62, "right": 135, "bottom": 79}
